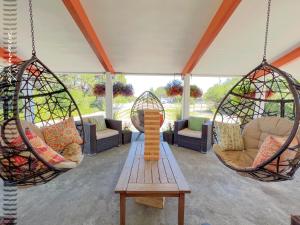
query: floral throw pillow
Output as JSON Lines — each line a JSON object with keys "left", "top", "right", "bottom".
{"left": 42, "top": 117, "right": 83, "bottom": 152}
{"left": 214, "top": 122, "right": 244, "bottom": 151}
{"left": 252, "top": 135, "right": 298, "bottom": 172}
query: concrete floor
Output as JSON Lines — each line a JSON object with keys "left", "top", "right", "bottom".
{"left": 13, "top": 144, "right": 300, "bottom": 225}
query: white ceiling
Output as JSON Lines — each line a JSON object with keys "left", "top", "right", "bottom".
{"left": 1, "top": 0, "right": 299, "bottom": 77}
{"left": 193, "top": 0, "right": 300, "bottom": 78}
{"left": 81, "top": 0, "right": 222, "bottom": 74}
{"left": 15, "top": 0, "right": 104, "bottom": 73}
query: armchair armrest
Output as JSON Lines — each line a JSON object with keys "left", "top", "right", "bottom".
{"left": 201, "top": 121, "right": 213, "bottom": 152}
{"left": 82, "top": 122, "right": 97, "bottom": 155}
{"left": 174, "top": 119, "right": 188, "bottom": 145}
{"left": 105, "top": 119, "right": 122, "bottom": 145}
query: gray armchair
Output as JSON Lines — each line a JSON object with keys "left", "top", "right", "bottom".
{"left": 82, "top": 118, "right": 122, "bottom": 155}
{"left": 174, "top": 119, "right": 212, "bottom": 153}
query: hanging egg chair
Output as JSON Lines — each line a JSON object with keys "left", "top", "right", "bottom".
{"left": 212, "top": 0, "right": 300, "bottom": 182}
{"left": 0, "top": 57, "right": 84, "bottom": 187}
{"left": 130, "top": 91, "right": 165, "bottom": 133}
{"left": 0, "top": 0, "right": 84, "bottom": 188}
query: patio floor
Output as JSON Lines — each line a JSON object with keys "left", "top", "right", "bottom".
{"left": 13, "top": 143, "right": 300, "bottom": 225}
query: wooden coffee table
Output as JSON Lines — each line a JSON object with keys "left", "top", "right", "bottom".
{"left": 115, "top": 142, "right": 191, "bottom": 225}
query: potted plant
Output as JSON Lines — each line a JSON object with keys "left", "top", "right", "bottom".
{"left": 163, "top": 122, "right": 174, "bottom": 145}
{"left": 122, "top": 122, "right": 132, "bottom": 144}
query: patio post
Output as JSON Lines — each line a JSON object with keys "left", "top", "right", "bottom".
{"left": 182, "top": 74, "right": 190, "bottom": 119}
{"left": 105, "top": 72, "right": 113, "bottom": 119}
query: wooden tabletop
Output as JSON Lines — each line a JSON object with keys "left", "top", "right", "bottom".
{"left": 115, "top": 142, "right": 191, "bottom": 195}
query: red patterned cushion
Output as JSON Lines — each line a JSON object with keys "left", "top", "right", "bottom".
{"left": 42, "top": 117, "right": 83, "bottom": 152}
{"left": 252, "top": 135, "right": 298, "bottom": 172}
{"left": 10, "top": 129, "right": 66, "bottom": 166}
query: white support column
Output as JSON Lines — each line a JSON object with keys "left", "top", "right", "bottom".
{"left": 105, "top": 72, "right": 113, "bottom": 119}
{"left": 182, "top": 74, "right": 190, "bottom": 119}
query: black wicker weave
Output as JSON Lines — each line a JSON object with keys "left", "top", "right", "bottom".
{"left": 213, "top": 61, "right": 300, "bottom": 182}
{"left": 130, "top": 91, "right": 165, "bottom": 133}
{"left": 0, "top": 56, "right": 84, "bottom": 187}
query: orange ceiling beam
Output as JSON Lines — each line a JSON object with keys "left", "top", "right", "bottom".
{"left": 252, "top": 46, "right": 300, "bottom": 79}
{"left": 63, "top": 0, "right": 115, "bottom": 74}
{"left": 181, "top": 0, "right": 241, "bottom": 75}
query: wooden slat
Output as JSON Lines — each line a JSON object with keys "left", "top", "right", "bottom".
{"left": 144, "top": 161, "right": 152, "bottom": 183}
{"left": 129, "top": 158, "right": 140, "bottom": 183}
{"left": 115, "top": 143, "right": 138, "bottom": 192}
{"left": 151, "top": 161, "right": 160, "bottom": 184}
{"left": 162, "top": 158, "right": 176, "bottom": 184}
{"left": 158, "top": 159, "right": 168, "bottom": 184}
{"left": 127, "top": 183, "right": 178, "bottom": 193}
{"left": 161, "top": 142, "right": 191, "bottom": 193}
{"left": 137, "top": 157, "right": 145, "bottom": 184}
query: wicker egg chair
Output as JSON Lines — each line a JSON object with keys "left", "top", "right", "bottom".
{"left": 212, "top": 0, "right": 300, "bottom": 182}
{"left": 0, "top": 57, "right": 84, "bottom": 187}
{"left": 0, "top": 1, "right": 84, "bottom": 223}
{"left": 212, "top": 61, "right": 300, "bottom": 182}
{"left": 130, "top": 91, "right": 165, "bottom": 136}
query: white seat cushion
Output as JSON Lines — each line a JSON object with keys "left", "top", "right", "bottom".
{"left": 178, "top": 128, "right": 202, "bottom": 139}
{"left": 96, "top": 128, "right": 119, "bottom": 140}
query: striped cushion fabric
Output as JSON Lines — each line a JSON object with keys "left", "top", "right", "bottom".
{"left": 215, "top": 122, "right": 244, "bottom": 151}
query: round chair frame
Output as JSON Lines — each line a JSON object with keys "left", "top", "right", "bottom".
{"left": 130, "top": 91, "right": 165, "bottom": 133}
{"left": 212, "top": 61, "right": 300, "bottom": 182}
{"left": 0, "top": 56, "right": 84, "bottom": 187}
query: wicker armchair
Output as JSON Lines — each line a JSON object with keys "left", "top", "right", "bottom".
{"left": 82, "top": 118, "right": 122, "bottom": 155}
{"left": 174, "top": 119, "right": 212, "bottom": 153}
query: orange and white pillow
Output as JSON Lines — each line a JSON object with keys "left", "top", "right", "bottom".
{"left": 11, "top": 129, "right": 67, "bottom": 167}
{"left": 42, "top": 117, "right": 83, "bottom": 152}
{"left": 252, "top": 135, "right": 299, "bottom": 172}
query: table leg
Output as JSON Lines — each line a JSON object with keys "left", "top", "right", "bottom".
{"left": 178, "top": 193, "right": 185, "bottom": 225}
{"left": 120, "top": 194, "right": 126, "bottom": 225}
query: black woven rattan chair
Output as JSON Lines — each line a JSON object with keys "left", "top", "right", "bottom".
{"left": 212, "top": 0, "right": 300, "bottom": 182}
{"left": 212, "top": 61, "right": 300, "bottom": 182}
{"left": 0, "top": 57, "right": 84, "bottom": 186}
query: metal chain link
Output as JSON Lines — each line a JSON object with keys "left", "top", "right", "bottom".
{"left": 263, "top": 0, "right": 272, "bottom": 61}
{"left": 28, "top": 0, "right": 36, "bottom": 56}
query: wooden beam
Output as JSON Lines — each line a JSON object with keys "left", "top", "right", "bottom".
{"left": 181, "top": 0, "right": 241, "bottom": 75}
{"left": 252, "top": 46, "right": 300, "bottom": 79}
{"left": 62, "top": 0, "right": 115, "bottom": 73}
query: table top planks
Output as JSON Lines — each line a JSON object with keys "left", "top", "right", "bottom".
{"left": 115, "top": 142, "right": 191, "bottom": 194}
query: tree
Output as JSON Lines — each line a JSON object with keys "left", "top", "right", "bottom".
{"left": 204, "top": 78, "right": 239, "bottom": 110}
{"left": 153, "top": 86, "right": 167, "bottom": 99}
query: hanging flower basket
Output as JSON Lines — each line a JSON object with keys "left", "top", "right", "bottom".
{"left": 93, "top": 82, "right": 134, "bottom": 98}
{"left": 165, "top": 80, "right": 183, "bottom": 97}
{"left": 165, "top": 80, "right": 203, "bottom": 98}
{"left": 121, "top": 84, "right": 134, "bottom": 97}
{"left": 93, "top": 83, "right": 105, "bottom": 97}
{"left": 190, "top": 85, "right": 203, "bottom": 98}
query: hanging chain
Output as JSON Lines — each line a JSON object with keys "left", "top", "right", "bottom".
{"left": 263, "top": 0, "right": 272, "bottom": 61}
{"left": 28, "top": 0, "right": 36, "bottom": 56}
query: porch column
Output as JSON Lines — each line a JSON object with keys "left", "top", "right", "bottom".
{"left": 182, "top": 74, "right": 190, "bottom": 119}
{"left": 105, "top": 72, "right": 113, "bottom": 119}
